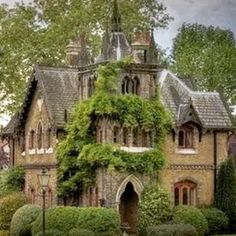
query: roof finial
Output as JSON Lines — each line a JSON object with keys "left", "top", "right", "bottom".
{"left": 111, "top": 0, "right": 122, "bottom": 32}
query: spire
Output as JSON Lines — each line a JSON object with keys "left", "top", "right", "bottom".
{"left": 149, "top": 28, "right": 158, "bottom": 63}
{"left": 111, "top": 0, "right": 122, "bottom": 32}
{"left": 101, "top": 25, "right": 110, "bottom": 61}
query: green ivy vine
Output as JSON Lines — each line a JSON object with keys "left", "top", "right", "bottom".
{"left": 56, "top": 59, "right": 172, "bottom": 197}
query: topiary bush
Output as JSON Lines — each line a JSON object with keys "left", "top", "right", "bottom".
{"left": 69, "top": 228, "right": 95, "bottom": 236}
{"left": 0, "top": 192, "right": 27, "bottom": 230}
{"left": 146, "top": 224, "right": 197, "bottom": 236}
{"left": 200, "top": 207, "right": 229, "bottom": 235}
{"left": 32, "top": 206, "right": 81, "bottom": 236}
{"left": 75, "top": 207, "right": 121, "bottom": 236}
{"left": 138, "top": 185, "right": 172, "bottom": 236}
{"left": 173, "top": 206, "right": 208, "bottom": 236}
{"left": 10, "top": 204, "right": 41, "bottom": 236}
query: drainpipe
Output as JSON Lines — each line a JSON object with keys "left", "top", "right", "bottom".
{"left": 213, "top": 131, "right": 217, "bottom": 198}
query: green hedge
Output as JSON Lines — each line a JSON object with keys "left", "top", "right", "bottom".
{"left": 173, "top": 206, "right": 208, "bottom": 236}
{"left": 33, "top": 229, "right": 64, "bottom": 236}
{"left": 0, "top": 231, "right": 9, "bottom": 236}
{"left": 69, "top": 228, "right": 95, "bottom": 236}
{"left": 10, "top": 204, "right": 41, "bottom": 236}
{"left": 76, "top": 208, "right": 121, "bottom": 236}
{"left": 138, "top": 185, "right": 172, "bottom": 235}
{"left": 32, "top": 207, "right": 81, "bottom": 235}
{"left": 146, "top": 224, "right": 197, "bottom": 236}
{"left": 200, "top": 208, "right": 229, "bottom": 235}
{"left": 0, "top": 192, "right": 27, "bottom": 230}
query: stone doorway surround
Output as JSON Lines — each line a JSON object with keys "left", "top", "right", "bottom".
{"left": 116, "top": 175, "right": 144, "bottom": 235}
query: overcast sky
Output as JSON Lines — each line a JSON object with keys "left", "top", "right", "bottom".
{"left": 0, "top": 0, "right": 236, "bottom": 50}
{"left": 0, "top": 0, "right": 235, "bottom": 124}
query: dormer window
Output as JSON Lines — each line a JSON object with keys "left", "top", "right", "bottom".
{"left": 178, "top": 126, "right": 193, "bottom": 148}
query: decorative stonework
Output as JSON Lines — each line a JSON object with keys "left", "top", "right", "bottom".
{"left": 116, "top": 174, "right": 144, "bottom": 203}
{"left": 168, "top": 164, "right": 215, "bottom": 170}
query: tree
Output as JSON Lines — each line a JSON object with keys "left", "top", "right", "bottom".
{"left": 0, "top": 0, "right": 173, "bottom": 114}
{"left": 171, "top": 23, "right": 236, "bottom": 104}
{"left": 215, "top": 158, "right": 236, "bottom": 232}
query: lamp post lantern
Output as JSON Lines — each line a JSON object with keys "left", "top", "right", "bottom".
{"left": 38, "top": 167, "right": 50, "bottom": 236}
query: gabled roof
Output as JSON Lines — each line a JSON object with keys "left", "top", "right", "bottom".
{"left": 35, "top": 66, "right": 79, "bottom": 128}
{"left": 3, "top": 66, "right": 80, "bottom": 134}
{"left": 159, "top": 69, "right": 234, "bottom": 129}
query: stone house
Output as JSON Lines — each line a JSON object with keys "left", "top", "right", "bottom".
{"left": 3, "top": 0, "right": 234, "bottom": 234}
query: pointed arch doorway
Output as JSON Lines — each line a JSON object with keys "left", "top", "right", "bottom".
{"left": 116, "top": 175, "right": 144, "bottom": 235}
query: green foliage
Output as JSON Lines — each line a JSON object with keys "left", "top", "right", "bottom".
{"left": 0, "top": 192, "right": 27, "bottom": 231}
{"left": 0, "top": 1, "right": 172, "bottom": 114}
{"left": 200, "top": 207, "right": 229, "bottom": 235}
{"left": 32, "top": 207, "right": 81, "bottom": 236}
{"left": 138, "top": 185, "right": 172, "bottom": 235}
{"left": 33, "top": 230, "right": 64, "bottom": 236}
{"left": 146, "top": 224, "right": 197, "bottom": 236}
{"left": 173, "top": 206, "right": 208, "bottom": 236}
{"left": 0, "top": 231, "right": 9, "bottom": 236}
{"left": 75, "top": 207, "right": 121, "bottom": 236}
{"left": 69, "top": 228, "right": 95, "bottom": 236}
{"left": 171, "top": 23, "right": 236, "bottom": 104}
{"left": 215, "top": 158, "right": 236, "bottom": 232}
{"left": 57, "top": 60, "right": 171, "bottom": 197}
{"left": 0, "top": 167, "right": 25, "bottom": 197}
{"left": 10, "top": 204, "right": 41, "bottom": 236}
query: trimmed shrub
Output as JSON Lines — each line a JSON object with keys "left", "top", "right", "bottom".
{"left": 138, "top": 185, "right": 172, "bottom": 235}
{"left": 34, "top": 229, "right": 64, "bottom": 236}
{"left": 32, "top": 206, "right": 81, "bottom": 235}
{"left": 0, "top": 167, "right": 25, "bottom": 198}
{"left": 10, "top": 204, "right": 41, "bottom": 236}
{"left": 215, "top": 158, "right": 236, "bottom": 232}
{"left": 173, "top": 206, "right": 208, "bottom": 236}
{"left": 0, "top": 192, "right": 27, "bottom": 230}
{"left": 0, "top": 231, "right": 9, "bottom": 236}
{"left": 146, "top": 224, "right": 197, "bottom": 236}
{"left": 200, "top": 207, "right": 229, "bottom": 235}
{"left": 76, "top": 207, "right": 121, "bottom": 236}
{"left": 69, "top": 228, "right": 95, "bottom": 236}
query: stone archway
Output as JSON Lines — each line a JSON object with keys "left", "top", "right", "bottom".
{"left": 116, "top": 175, "right": 144, "bottom": 235}
{"left": 119, "top": 182, "right": 138, "bottom": 234}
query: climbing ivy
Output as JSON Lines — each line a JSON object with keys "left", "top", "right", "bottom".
{"left": 56, "top": 59, "right": 172, "bottom": 197}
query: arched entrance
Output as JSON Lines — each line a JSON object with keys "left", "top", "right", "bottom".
{"left": 119, "top": 182, "right": 139, "bottom": 234}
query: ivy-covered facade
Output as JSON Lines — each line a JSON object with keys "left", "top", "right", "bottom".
{"left": 3, "top": 0, "right": 234, "bottom": 235}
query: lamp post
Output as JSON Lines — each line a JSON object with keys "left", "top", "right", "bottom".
{"left": 38, "top": 167, "right": 50, "bottom": 236}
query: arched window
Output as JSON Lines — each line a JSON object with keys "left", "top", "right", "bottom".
{"left": 46, "top": 128, "right": 52, "bottom": 149}
{"left": 88, "top": 77, "right": 93, "bottom": 97}
{"left": 123, "top": 127, "right": 129, "bottom": 146}
{"left": 30, "top": 188, "right": 35, "bottom": 204}
{"left": 178, "top": 125, "right": 194, "bottom": 148}
{"left": 89, "top": 187, "right": 93, "bottom": 206}
{"left": 133, "top": 77, "right": 140, "bottom": 95}
{"left": 29, "top": 130, "right": 35, "bottom": 149}
{"left": 37, "top": 123, "right": 43, "bottom": 149}
{"left": 174, "top": 180, "right": 197, "bottom": 206}
{"left": 21, "top": 136, "right": 25, "bottom": 152}
{"left": 141, "top": 130, "right": 148, "bottom": 147}
{"left": 113, "top": 126, "right": 119, "bottom": 143}
{"left": 122, "top": 77, "right": 130, "bottom": 94}
{"left": 133, "top": 128, "right": 139, "bottom": 146}
{"left": 79, "top": 77, "right": 84, "bottom": 100}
